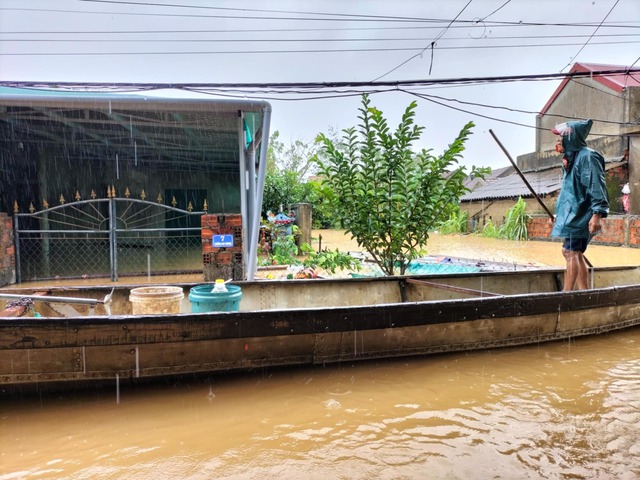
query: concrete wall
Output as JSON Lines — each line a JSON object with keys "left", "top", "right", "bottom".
{"left": 535, "top": 78, "right": 628, "bottom": 154}
{"left": 518, "top": 136, "right": 626, "bottom": 172}
{"left": 519, "top": 80, "right": 635, "bottom": 172}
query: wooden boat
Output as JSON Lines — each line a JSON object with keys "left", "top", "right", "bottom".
{"left": 2, "top": 265, "right": 640, "bottom": 391}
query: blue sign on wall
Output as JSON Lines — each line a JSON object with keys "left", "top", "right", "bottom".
{"left": 212, "top": 234, "right": 234, "bottom": 248}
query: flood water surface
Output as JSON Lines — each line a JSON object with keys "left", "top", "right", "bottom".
{"left": 2, "top": 232, "right": 640, "bottom": 479}
{"left": 317, "top": 230, "right": 640, "bottom": 269}
{"left": 2, "top": 330, "right": 640, "bottom": 479}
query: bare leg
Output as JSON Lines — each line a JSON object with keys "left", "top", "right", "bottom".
{"left": 562, "top": 248, "right": 579, "bottom": 291}
{"left": 574, "top": 252, "right": 590, "bottom": 290}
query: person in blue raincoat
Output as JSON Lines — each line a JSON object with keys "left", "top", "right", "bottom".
{"left": 551, "top": 119, "right": 609, "bottom": 291}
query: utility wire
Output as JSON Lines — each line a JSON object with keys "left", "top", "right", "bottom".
{"left": 3, "top": 67, "right": 635, "bottom": 90}
{"left": 2, "top": 39, "right": 637, "bottom": 56}
{"left": 168, "top": 83, "right": 637, "bottom": 129}
{"left": 479, "top": 0, "right": 511, "bottom": 21}
{"left": 2, "top": 22, "right": 638, "bottom": 35}
{"left": 404, "top": 90, "right": 623, "bottom": 136}
{"left": 4, "top": 33, "right": 638, "bottom": 43}
{"left": 401, "top": 90, "right": 627, "bottom": 126}
{"left": 560, "top": 0, "right": 620, "bottom": 72}
{"left": 372, "top": 0, "right": 474, "bottom": 81}
{"left": 3, "top": 6, "right": 636, "bottom": 27}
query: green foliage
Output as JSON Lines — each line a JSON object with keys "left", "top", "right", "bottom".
{"left": 499, "top": 197, "right": 529, "bottom": 240}
{"left": 259, "top": 232, "right": 360, "bottom": 275}
{"left": 267, "top": 130, "right": 319, "bottom": 180}
{"left": 437, "top": 206, "right": 468, "bottom": 235}
{"left": 480, "top": 219, "right": 501, "bottom": 238}
{"left": 605, "top": 176, "right": 623, "bottom": 214}
{"left": 304, "top": 180, "right": 339, "bottom": 229}
{"left": 300, "top": 243, "right": 362, "bottom": 274}
{"left": 314, "top": 94, "right": 485, "bottom": 275}
{"left": 262, "top": 169, "right": 311, "bottom": 217}
{"left": 478, "top": 197, "right": 530, "bottom": 240}
{"left": 263, "top": 131, "right": 339, "bottom": 226}
{"left": 270, "top": 233, "right": 300, "bottom": 266}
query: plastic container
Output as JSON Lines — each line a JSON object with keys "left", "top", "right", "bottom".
{"left": 212, "top": 279, "right": 228, "bottom": 293}
{"left": 129, "top": 286, "right": 184, "bottom": 315}
{"left": 189, "top": 284, "right": 242, "bottom": 313}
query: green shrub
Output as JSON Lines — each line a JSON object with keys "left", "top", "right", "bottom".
{"left": 499, "top": 197, "right": 529, "bottom": 240}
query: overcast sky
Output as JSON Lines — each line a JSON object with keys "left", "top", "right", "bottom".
{"left": 1, "top": 0, "right": 639, "bottom": 169}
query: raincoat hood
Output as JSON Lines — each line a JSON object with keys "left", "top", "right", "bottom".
{"left": 553, "top": 119, "right": 593, "bottom": 154}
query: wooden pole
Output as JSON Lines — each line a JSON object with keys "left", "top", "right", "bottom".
{"left": 489, "top": 129, "right": 555, "bottom": 219}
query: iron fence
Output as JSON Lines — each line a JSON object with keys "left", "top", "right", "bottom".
{"left": 14, "top": 198, "right": 204, "bottom": 283}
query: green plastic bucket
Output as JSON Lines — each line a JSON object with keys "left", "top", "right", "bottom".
{"left": 189, "top": 284, "right": 242, "bottom": 313}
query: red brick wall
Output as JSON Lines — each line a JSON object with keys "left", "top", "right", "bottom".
{"left": 528, "top": 214, "right": 637, "bottom": 246}
{"left": 597, "top": 217, "right": 626, "bottom": 244}
{"left": 527, "top": 216, "right": 553, "bottom": 239}
{"left": 0, "top": 212, "right": 15, "bottom": 286}
{"left": 201, "top": 214, "right": 244, "bottom": 281}
{"left": 629, "top": 218, "right": 640, "bottom": 246}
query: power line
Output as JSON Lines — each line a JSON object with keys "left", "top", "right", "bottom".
{"left": 3, "top": 68, "right": 636, "bottom": 137}
{"left": 178, "top": 83, "right": 634, "bottom": 129}
{"left": 479, "top": 0, "right": 512, "bottom": 21}
{"left": 3, "top": 40, "right": 637, "bottom": 56}
{"left": 560, "top": 0, "right": 620, "bottom": 72}
{"left": 1, "top": 6, "right": 637, "bottom": 28}
{"left": 2, "top": 23, "right": 638, "bottom": 36}
{"left": 403, "top": 90, "right": 624, "bottom": 136}
{"left": 401, "top": 90, "right": 627, "bottom": 126}
{"left": 3, "top": 33, "right": 638, "bottom": 43}
{"left": 3, "top": 66, "right": 636, "bottom": 90}
{"left": 372, "top": 0, "right": 474, "bottom": 81}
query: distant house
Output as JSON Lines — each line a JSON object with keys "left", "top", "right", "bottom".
{"left": 460, "top": 157, "right": 627, "bottom": 230}
{"left": 461, "top": 62, "right": 639, "bottom": 230}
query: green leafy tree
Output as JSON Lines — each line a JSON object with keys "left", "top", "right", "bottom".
{"left": 263, "top": 130, "right": 340, "bottom": 228}
{"left": 262, "top": 131, "right": 318, "bottom": 216}
{"left": 262, "top": 169, "right": 309, "bottom": 216}
{"left": 315, "top": 95, "right": 487, "bottom": 275}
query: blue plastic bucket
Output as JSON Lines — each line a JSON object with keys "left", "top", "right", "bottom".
{"left": 189, "top": 284, "right": 242, "bottom": 313}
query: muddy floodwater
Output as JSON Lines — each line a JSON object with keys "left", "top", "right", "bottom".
{"left": 316, "top": 230, "right": 640, "bottom": 269}
{"left": 2, "top": 232, "right": 640, "bottom": 479}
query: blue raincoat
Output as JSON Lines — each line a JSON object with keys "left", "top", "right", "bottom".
{"left": 551, "top": 119, "right": 609, "bottom": 239}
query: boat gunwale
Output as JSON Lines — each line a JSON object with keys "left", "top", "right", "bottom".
{"left": 2, "top": 280, "right": 640, "bottom": 347}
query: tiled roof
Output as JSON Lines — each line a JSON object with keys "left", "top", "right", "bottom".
{"left": 461, "top": 157, "right": 625, "bottom": 202}
{"left": 461, "top": 167, "right": 562, "bottom": 201}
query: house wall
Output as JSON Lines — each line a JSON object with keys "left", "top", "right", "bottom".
{"left": 535, "top": 77, "right": 628, "bottom": 153}
{"left": 522, "top": 80, "right": 636, "bottom": 172}
{"left": 460, "top": 194, "right": 558, "bottom": 232}
{"left": 518, "top": 136, "right": 626, "bottom": 172}
{"left": 463, "top": 162, "right": 628, "bottom": 233}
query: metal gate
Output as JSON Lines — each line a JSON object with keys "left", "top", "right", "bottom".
{"left": 13, "top": 197, "right": 204, "bottom": 283}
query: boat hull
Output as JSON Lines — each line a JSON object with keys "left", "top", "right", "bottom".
{"left": 2, "top": 268, "right": 640, "bottom": 389}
